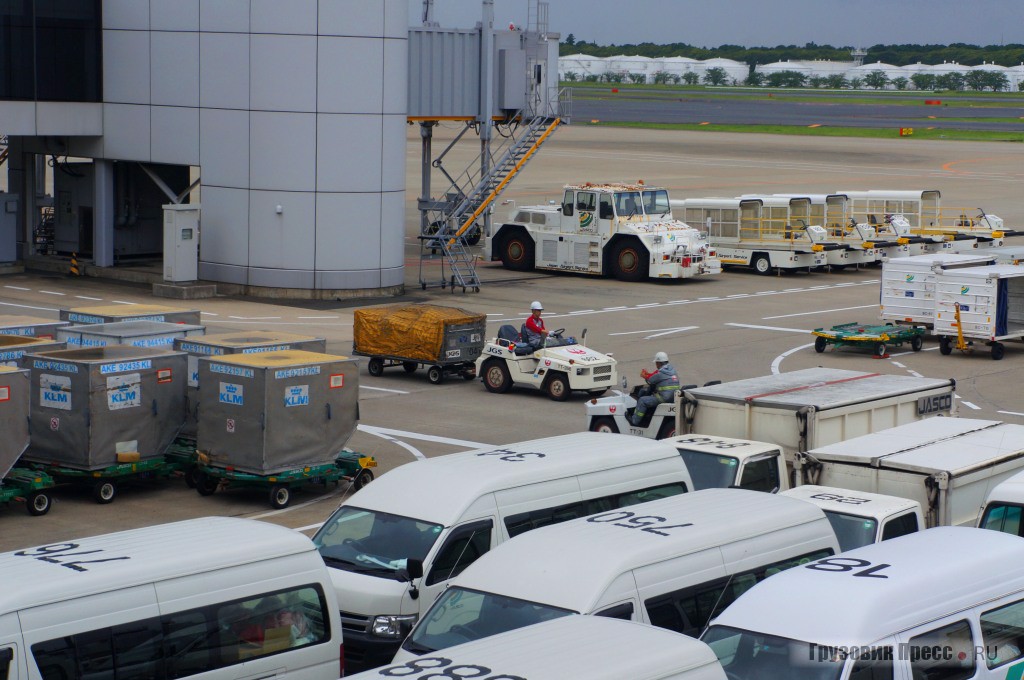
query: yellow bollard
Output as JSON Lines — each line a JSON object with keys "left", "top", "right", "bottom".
{"left": 69, "top": 252, "right": 80, "bottom": 276}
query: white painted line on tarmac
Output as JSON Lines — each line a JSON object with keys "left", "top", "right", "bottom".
{"left": 807, "top": 285, "right": 831, "bottom": 290}
{"left": 609, "top": 326, "right": 698, "bottom": 338}
{"left": 3, "top": 285, "right": 29, "bottom": 291}
{"left": 726, "top": 323, "right": 812, "bottom": 334}
{"left": 772, "top": 343, "right": 816, "bottom": 374}
{"left": 0, "top": 301, "right": 58, "bottom": 312}
{"left": 891, "top": 361, "right": 906, "bottom": 368}
{"left": 75, "top": 295, "right": 102, "bottom": 300}
{"left": 39, "top": 290, "right": 65, "bottom": 296}
{"left": 999, "top": 411, "right": 1024, "bottom": 418}
{"left": 359, "top": 424, "right": 490, "bottom": 450}
{"left": 201, "top": 312, "right": 218, "bottom": 316}
{"left": 486, "top": 313, "right": 503, "bottom": 316}
{"left": 783, "top": 288, "right": 806, "bottom": 292}
{"left": 569, "top": 309, "right": 595, "bottom": 314}
{"left": 228, "top": 315, "right": 281, "bottom": 320}
{"left": 635, "top": 303, "right": 660, "bottom": 308}
{"left": 360, "top": 385, "right": 409, "bottom": 394}
{"left": 908, "top": 370, "right": 924, "bottom": 378}
{"left": 668, "top": 300, "right": 690, "bottom": 304}
{"left": 111, "top": 300, "right": 136, "bottom": 304}
{"left": 762, "top": 304, "right": 877, "bottom": 320}
{"left": 726, "top": 294, "right": 750, "bottom": 298}
{"left": 294, "top": 522, "right": 325, "bottom": 532}
{"left": 214, "top": 320, "right": 353, "bottom": 326}
{"left": 298, "top": 316, "right": 338, "bottom": 320}
{"left": 698, "top": 297, "right": 720, "bottom": 301}
{"left": 603, "top": 306, "right": 628, "bottom": 311}
{"left": 961, "top": 401, "right": 981, "bottom": 410}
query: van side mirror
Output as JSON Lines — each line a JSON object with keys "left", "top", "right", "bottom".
{"left": 404, "top": 558, "right": 423, "bottom": 581}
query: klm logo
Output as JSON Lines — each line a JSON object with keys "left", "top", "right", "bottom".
{"left": 110, "top": 389, "right": 137, "bottom": 404}
{"left": 43, "top": 390, "right": 68, "bottom": 405}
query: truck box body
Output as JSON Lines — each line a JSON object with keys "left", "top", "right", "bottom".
{"left": 880, "top": 253, "right": 996, "bottom": 326}
{"left": 59, "top": 303, "right": 201, "bottom": 326}
{"left": 0, "top": 335, "right": 66, "bottom": 368}
{"left": 24, "top": 346, "right": 187, "bottom": 470}
{"left": 197, "top": 350, "right": 358, "bottom": 475}
{"left": 797, "top": 418, "right": 1024, "bottom": 527}
{"left": 0, "top": 366, "right": 30, "bottom": 480}
{"left": 175, "top": 331, "right": 327, "bottom": 438}
{"left": 0, "top": 315, "right": 68, "bottom": 339}
{"left": 677, "top": 368, "right": 956, "bottom": 460}
{"left": 58, "top": 320, "right": 205, "bottom": 349}
{"left": 988, "top": 245, "right": 1024, "bottom": 265}
{"left": 934, "top": 264, "right": 1024, "bottom": 342}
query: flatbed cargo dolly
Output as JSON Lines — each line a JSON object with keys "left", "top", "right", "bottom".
{"left": 30, "top": 453, "right": 192, "bottom": 504}
{"left": 193, "top": 449, "right": 376, "bottom": 509}
{"left": 0, "top": 468, "right": 55, "bottom": 516}
{"left": 357, "top": 351, "right": 477, "bottom": 385}
{"left": 812, "top": 322, "right": 925, "bottom": 357}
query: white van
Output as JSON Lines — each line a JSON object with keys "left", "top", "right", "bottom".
{"left": 311, "top": 431, "right": 694, "bottom": 672}
{"left": 781, "top": 484, "right": 924, "bottom": 551}
{"left": 0, "top": 517, "right": 343, "bottom": 680}
{"left": 347, "top": 616, "right": 727, "bottom": 680}
{"left": 702, "top": 526, "right": 1024, "bottom": 680}
{"left": 395, "top": 488, "right": 838, "bottom": 662}
{"left": 979, "top": 468, "right": 1024, "bottom": 537}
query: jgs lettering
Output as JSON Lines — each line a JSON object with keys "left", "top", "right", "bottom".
{"left": 14, "top": 543, "right": 130, "bottom": 572}
{"left": 475, "top": 449, "right": 546, "bottom": 463}
{"left": 587, "top": 510, "right": 694, "bottom": 537}
{"left": 379, "top": 656, "right": 525, "bottom": 679}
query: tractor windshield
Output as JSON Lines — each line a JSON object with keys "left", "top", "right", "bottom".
{"left": 642, "top": 189, "right": 671, "bottom": 216}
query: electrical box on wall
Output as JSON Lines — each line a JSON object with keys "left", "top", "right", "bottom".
{"left": 0, "top": 193, "right": 18, "bottom": 262}
{"left": 163, "top": 204, "right": 200, "bottom": 283}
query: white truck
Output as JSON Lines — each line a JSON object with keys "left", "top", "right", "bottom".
{"left": 794, "top": 418, "right": 1024, "bottom": 528}
{"left": 675, "top": 368, "right": 957, "bottom": 464}
{"left": 978, "top": 468, "right": 1024, "bottom": 537}
{"left": 488, "top": 183, "right": 720, "bottom": 281}
{"left": 780, "top": 485, "right": 925, "bottom": 551}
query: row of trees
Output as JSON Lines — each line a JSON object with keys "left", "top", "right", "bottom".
{"left": 561, "top": 36, "right": 1024, "bottom": 68}
{"left": 564, "top": 68, "right": 1016, "bottom": 92}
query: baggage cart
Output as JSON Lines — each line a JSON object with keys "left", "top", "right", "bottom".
{"left": 0, "top": 468, "right": 55, "bottom": 516}
{"left": 30, "top": 455, "right": 191, "bottom": 504}
{"left": 353, "top": 304, "right": 486, "bottom": 384}
{"left": 0, "top": 365, "right": 53, "bottom": 515}
{"left": 193, "top": 449, "right": 376, "bottom": 509}
{"left": 812, "top": 322, "right": 925, "bottom": 357}
{"left": 935, "top": 264, "right": 1024, "bottom": 360}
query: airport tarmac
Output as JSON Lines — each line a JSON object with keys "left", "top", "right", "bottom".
{"left": 2, "top": 125, "right": 1024, "bottom": 550}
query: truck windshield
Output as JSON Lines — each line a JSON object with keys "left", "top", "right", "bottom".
{"left": 702, "top": 625, "right": 844, "bottom": 680}
{"left": 979, "top": 503, "right": 1024, "bottom": 537}
{"left": 676, "top": 449, "right": 739, "bottom": 490}
{"left": 822, "top": 511, "right": 878, "bottom": 552}
{"left": 642, "top": 189, "right": 671, "bottom": 216}
{"left": 312, "top": 506, "right": 442, "bottom": 579}
{"left": 403, "top": 587, "right": 573, "bottom": 655}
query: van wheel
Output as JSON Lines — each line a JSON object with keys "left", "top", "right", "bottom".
{"left": 500, "top": 232, "right": 535, "bottom": 271}
{"left": 27, "top": 491, "right": 51, "bottom": 516}
{"left": 196, "top": 472, "right": 218, "bottom": 497}
{"left": 93, "top": 480, "right": 117, "bottom": 504}
{"left": 589, "top": 416, "right": 619, "bottom": 434}
{"left": 482, "top": 360, "right": 513, "bottom": 393}
{"left": 269, "top": 484, "right": 291, "bottom": 509}
{"left": 657, "top": 420, "right": 677, "bottom": 440}
{"left": 544, "top": 373, "right": 570, "bottom": 401}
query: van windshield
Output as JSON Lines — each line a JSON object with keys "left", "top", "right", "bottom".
{"left": 676, "top": 449, "right": 739, "bottom": 490}
{"left": 402, "top": 587, "right": 573, "bottom": 655}
{"left": 312, "top": 506, "right": 442, "bottom": 580}
{"left": 702, "top": 625, "right": 844, "bottom": 680}
{"left": 822, "top": 511, "right": 878, "bottom": 552}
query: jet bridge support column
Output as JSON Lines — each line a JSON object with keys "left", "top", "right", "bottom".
{"left": 419, "top": 121, "right": 435, "bottom": 236}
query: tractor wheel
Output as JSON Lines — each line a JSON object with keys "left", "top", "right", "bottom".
{"left": 589, "top": 416, "right": 619, "bottom": 434}
{"left": 610, "top": 240, "right": 649, "bottom": 282}
{"left": 500, "top": 232, "right": 535, "bottom": 271}
{"left": 544, "top": 372, "right": 571, "bottom": 402}
{"left": 482, "top": 360, "right": 513, "bottom": 393}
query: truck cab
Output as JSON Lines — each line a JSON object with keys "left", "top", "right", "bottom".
{"left": 664, "top": 434, "right": 789, "bottom": 493}
{"left": 978, "top": 468, "right": 1024, "bottom": 537}
{"left": 489, "top": 183, "right": 720, "bottom": 281}
{"left": 780, "top": 484, "right": 924, "bottom": 551}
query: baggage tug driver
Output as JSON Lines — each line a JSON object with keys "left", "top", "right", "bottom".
{"left": 632, "top": 352, "right": 680, "bottom": 426}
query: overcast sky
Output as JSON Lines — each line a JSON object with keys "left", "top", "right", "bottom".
{"left": 410, "top": 0, "right": 1024, "bottom": 49}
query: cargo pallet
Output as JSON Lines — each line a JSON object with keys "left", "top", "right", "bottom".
{"left": 812, "top": 322, "right": 925, "bottom": 357}
{"left": 193, "top": 449, "right": 376, "bottom": 509}
{"left": 0, "top": 468, "right": 55, "bottom": 516}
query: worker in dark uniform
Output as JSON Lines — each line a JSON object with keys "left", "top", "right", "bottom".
{"left": 632, "top": 352, "right": 680, "bottom": 425}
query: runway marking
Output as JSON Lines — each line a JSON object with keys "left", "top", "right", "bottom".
{"left": 294, "top": 521, "right": 325, "bottom": 532}
{"left": 725, "top": 323, "right": 812, "bottom": 334}
{"left": 357, "top": 425, "right": 491, "bottom": 462}
{"left": 0, "top": 301, "right": 58, "bottom": 312}
{"left": 3, "top": 285, "right": 29, "bottom": 291}
{"left": 111, "top": 300, "right": 135, "bottom": 305}
{"left": 762, "top": 304, "right": 877, "bottom": 320}
{"left": 569, "top": 309, "right": 596, "bottom": 314}
{"left": 298, "top": 315, "right": 338, "bottom": 320}
{"left": 609, "top": 326, "right": 698, "bottom": 339}
{"left": 486, "top": 313, "right": 504, "bottom": 316}
{"left": 603, "top": 306, "right": 628, "bottom": 311}
{"left": 39, "top": 290, "right": 65, "bottom": 296}
{"left": 907, "top": 370, "right": 924, "bottom": 378}
{"left": 891, "top": 361, "right": 906, "bottom": 368}
{"left": 360, "top": 385, "right": 409, "bottom": 394}
{"left": 228, "top": 315, "right": 281, "bottom": 320}
{"left": 999, "top": 411, "right": 1024, "bottom": 418}
{"left": 635, "top": 303, "right": 660, "bottom": 308}
{"left": 75, "top": 295, "right": 102, "bottom": 300}
{"left": 771, "top": 343, "right": 815, "bottom": 374}
{"left": 960, "top": 400, "right": 981, "bottom": 410}
{"left": 201, "top": 312, "right": 218, "bottom": 316}
{"left": 726, "top": 294, "right": 750, "bottom": 298}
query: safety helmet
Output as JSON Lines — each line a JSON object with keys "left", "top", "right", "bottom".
{"left": 530, "top": 301, "right": 543, "bottom": 311}
{"left": 654, "top": 351, "right": 669, "bottom": 364}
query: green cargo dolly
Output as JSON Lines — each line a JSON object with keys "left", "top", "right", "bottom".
{"left": 0, "top": 468, "right": 55, "bottom": 516}
{"left": 31, "top": 453, "right": 192, "bottom": 505}
{"left": 193, "top": 450, "right": 376, "bottom": 509}
{"left": 812, "top": 322, "right": 925, "bottom": 358}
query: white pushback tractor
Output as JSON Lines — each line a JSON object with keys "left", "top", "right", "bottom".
{"left": 488, "top": 183, "right": 720, "bottom": 281}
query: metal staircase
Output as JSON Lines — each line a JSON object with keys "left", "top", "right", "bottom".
{"left": 418, "top": 101, "right": 565, "bottom": 292}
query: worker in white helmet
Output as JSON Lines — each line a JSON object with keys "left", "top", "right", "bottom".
{"left": 632, "top": 351, "right": 680, "bottom": 426}
{"left": 522, "top": 301, "right": 548, "bottom": 349}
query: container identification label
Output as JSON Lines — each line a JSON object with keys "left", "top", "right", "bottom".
{"left": 100, "top": 360, "right": 153, "bottom": 374}
{"left": 107, "top": 373, "right": 141, "bottom": 411}
{"left": 219, "top": 382, "right": 244, "bottom": 405}
{"left": 178, "top": 342, "right": 224, "bottom": 355}
{"left": 210, "top": 363, "right": 254, "bottom": 378}
{"left": 40, "top": 374, "right": 72, "bottom": 410}
{"left": 0, "top": 327, "right": 36, "bottom": 336}
{"left": 0, "top": 350, "right": 26, "bottom": 361}
{"left": 275, "top": 366, "right": 320, "bottom": 379}
{"left": 66, "top": 313, "right": 105, "bottom": 324}
{"left": 242, "top": 345, "right": 289, "bottom": 354}
{"left": 34, "top": 360, "right": 78, "bottom": 374}
{"left": 129, "top": 336, "right": 177, "bottom": 348}
{"left": 65, "top": 336, "right": 108, "bottom": 347}
{"left": 284, "top": 385, "right": 309, "bottom": 407}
